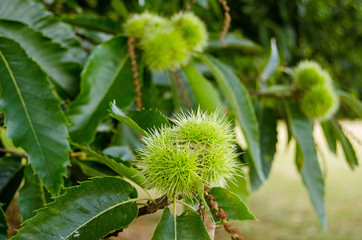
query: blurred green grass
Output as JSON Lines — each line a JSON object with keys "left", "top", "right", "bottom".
{"left": 216, "top": 121, "right": 362, "bottom": 240}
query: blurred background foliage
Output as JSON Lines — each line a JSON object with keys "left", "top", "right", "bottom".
{"left": 43, "top": 0, "right": 362, "bottom": 102}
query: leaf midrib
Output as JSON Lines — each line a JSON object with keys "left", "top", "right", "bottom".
{"left": 0, "top": 49, "right": 51, "bottom": 185}
{"left": 64, "top": 198, "right": 136, "bottom": 239}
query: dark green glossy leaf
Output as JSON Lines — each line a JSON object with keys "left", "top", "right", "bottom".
{"left": 0, "top": 20, "right": 81, "bottom": 98}
{"left": 151, "top": 208, "right": 211, "bottom": 240}
{"left": 208, "top": 32, "right": 262, "bottom": 52}
{"left": 67, "top": 36, "right": 135, "bottom": 144}
{"left": 18, "top": 166, "right": 45, "bottom": 221}
{"left": 199, "top": 54, "right": 265, "bottom": 183}
{"left": 330, "top": 120, "right": 358, "bottom": 169}
{"left": 11, "top": 177, "right": 138, "bottom": 240}
{"left": 62, "top": 15, "right": 122, "bottom": 34}
{"left": 0, "top": 37, "right": 70, "bottom": 195}
{"left": 182, "top": 64, "right": 225, "bottom": 113}
{"left": 109, "top": 101, "right": 171, "bottom": 136}
{"left": 321, "top": 121, "right": 337, "bottom": 154}
{"left": 336, "top": 90, "right": 362, "bottom": 118}
{"left": 259, "top": 38, "right": 279, "bottom": 88}
{"left": 0, "top": 156, "right": 23, "bottom": 211}
{"left": 0, "top": 205, "right": 7, "bottom": 240}
{"left": 285, "top": 102, "right": 326, "bottom": 229}
{"left": 0, "top": 0, "right": 85, "bottom": 62}
{"left": 209, "top": 187, "right": 255, "bottom": 223}
{"left": 72, "top": 143, "right": 146, "bottom": 187}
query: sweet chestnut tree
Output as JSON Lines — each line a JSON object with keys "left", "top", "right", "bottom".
{"left": 0, "top": 0, "right": 360, "bottom": 239}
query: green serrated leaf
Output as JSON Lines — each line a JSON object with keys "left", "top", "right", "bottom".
{"left": 0, "top": 0, "right": 85, "bottom": 62}
{"left": 198, "top": 54, "right": 265, "bottom": 183}
{"left": 151, "top": 208, "right": 211, "bottom": 240}
{"left": 330, "top": 120, "right": 358, "bottom": 169}
{"left": 0, "top": 156, "right": 23, "bottom": 211}
{"left": 336, "top": 90, "right": 362, "bottom": 118}
{"left": 259, "top": 38, "right": 279, "bottom": 88}
{"left": 72, "top": 143, "right": 146, "bottom": 187}
{"left": 62, "top": 15, "right": 122, "bottom": 34}
{"left": 0, "top": 37, "right": 70, "bottom": 195}
{"left": 209, "top": 187, "right": 255, "bottom": 223}
{"left": 0, "top": 20, "right": 81, "bottom": 98}
{"left": 321, "top": 122, "right": 337, "bottom": 154}
{"left": 285, "top": 102, "right": 326, "bottom": 229}
{"left": 11, "top": 177, "right": 138, "bottom": 240}
{"left": 182, "top": 64, "right": 225, "bottom": 113}
{"left": 0, "top": 205, "right": 7, "bottom": 240}
{"left": 110, "top": 101, "right": 171, "bottom": 135}
{"left": 67, "top": 36, "right": 135, "bottom": 144}
{"left": 18, "top": 166, "right": 45, "bottom": 222}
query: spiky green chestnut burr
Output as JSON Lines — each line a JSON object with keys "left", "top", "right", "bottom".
{"left": 173, "top": 110, "right": 239, "bottom": 187}
{"left": 300, "top": 86, "right": 339, "bottom": 121}
{"left": 293, "top": 60, "right": 332, "bottom": 90}
{"left": 138, "top": 110, "right": 239, "bottom": 198}
{"left": 123, "top": 12, "right": 167, "bottom": 38}
{"left": 140, "top": 28, "right": 189, "bottom": 70}
{"left": 171, "top": 12, "right": 208, "bottom": 52}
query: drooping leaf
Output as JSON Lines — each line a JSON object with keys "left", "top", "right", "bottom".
{"left": 62, "top": 15, "right": 122, "bottom": 34}
{"left": 182, "top": 64, "right": 225, "bottom": 113}
{"left": 0, "top": 20, "right": 81, "bottom": 98}
{"left": 199, "top": 54, "right": 265, "bottom": 183}
{"left": 0, "top": 0, "right": 85, "bottom": 62}
{"left": 208, "top": 32, "right": 262, "bottom": 52}
{"left": 321, "top": 121, "right": 337, "bottom": 154}
{"left": 330, "top": 120, "right": 358, "bottom": 169}
{"left": 259, "top": 38, "right": 279, "bottom": 88}
{"left": 0, "top": 205, "right": 7, "bottom": 240}
{"left": 67, "top": 36, "right": 135, "bottom": 144}
{"left": 0, "top": 156, "right": 24, "bottom": 211}
{"left": 18, "top": 166, "right": 45, "bottom": 222}
{"left": 72, "top": 143, "right": 146, "bottom": 187}
{"left": 285, "top": 102, "right": 326, "bottom": 229}
{"left": 11, "top": 177, "right": 139, "bottom": 240}
{"left": 336, "top": 90, "right": 362, "bottom": 118}
{"left": 151, "top": 208, "right": 211, "bottom": 240}
{"left": 109, "top": 101, "right": 171, "bottom": 136}
{"left": 209, "top": 187, "right": 255, "bottom": 223}
{"left": 0, "top": 37, "right": 70, "bottom": 195}
{"left": 259, "top": 106, "right": 277, "bottom": 178}
{"left": 168, "top": 70, "right": 196, "bottom": 111}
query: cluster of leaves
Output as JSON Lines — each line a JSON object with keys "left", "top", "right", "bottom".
{"left": 0, "top": 0, "right": 361, "bottom": 239}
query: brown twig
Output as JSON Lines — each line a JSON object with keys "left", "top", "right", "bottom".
{"left": 127, "top": 37, "right": 143, "bottom": 111}
{"left": 0, "top": 148, "right": 27, "bottom": 158}
{"left": 172, "top": 70, "right": 192, "bottom": 108}
{"left": 218, "top": 0, "right": 231, "bottom": 46}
